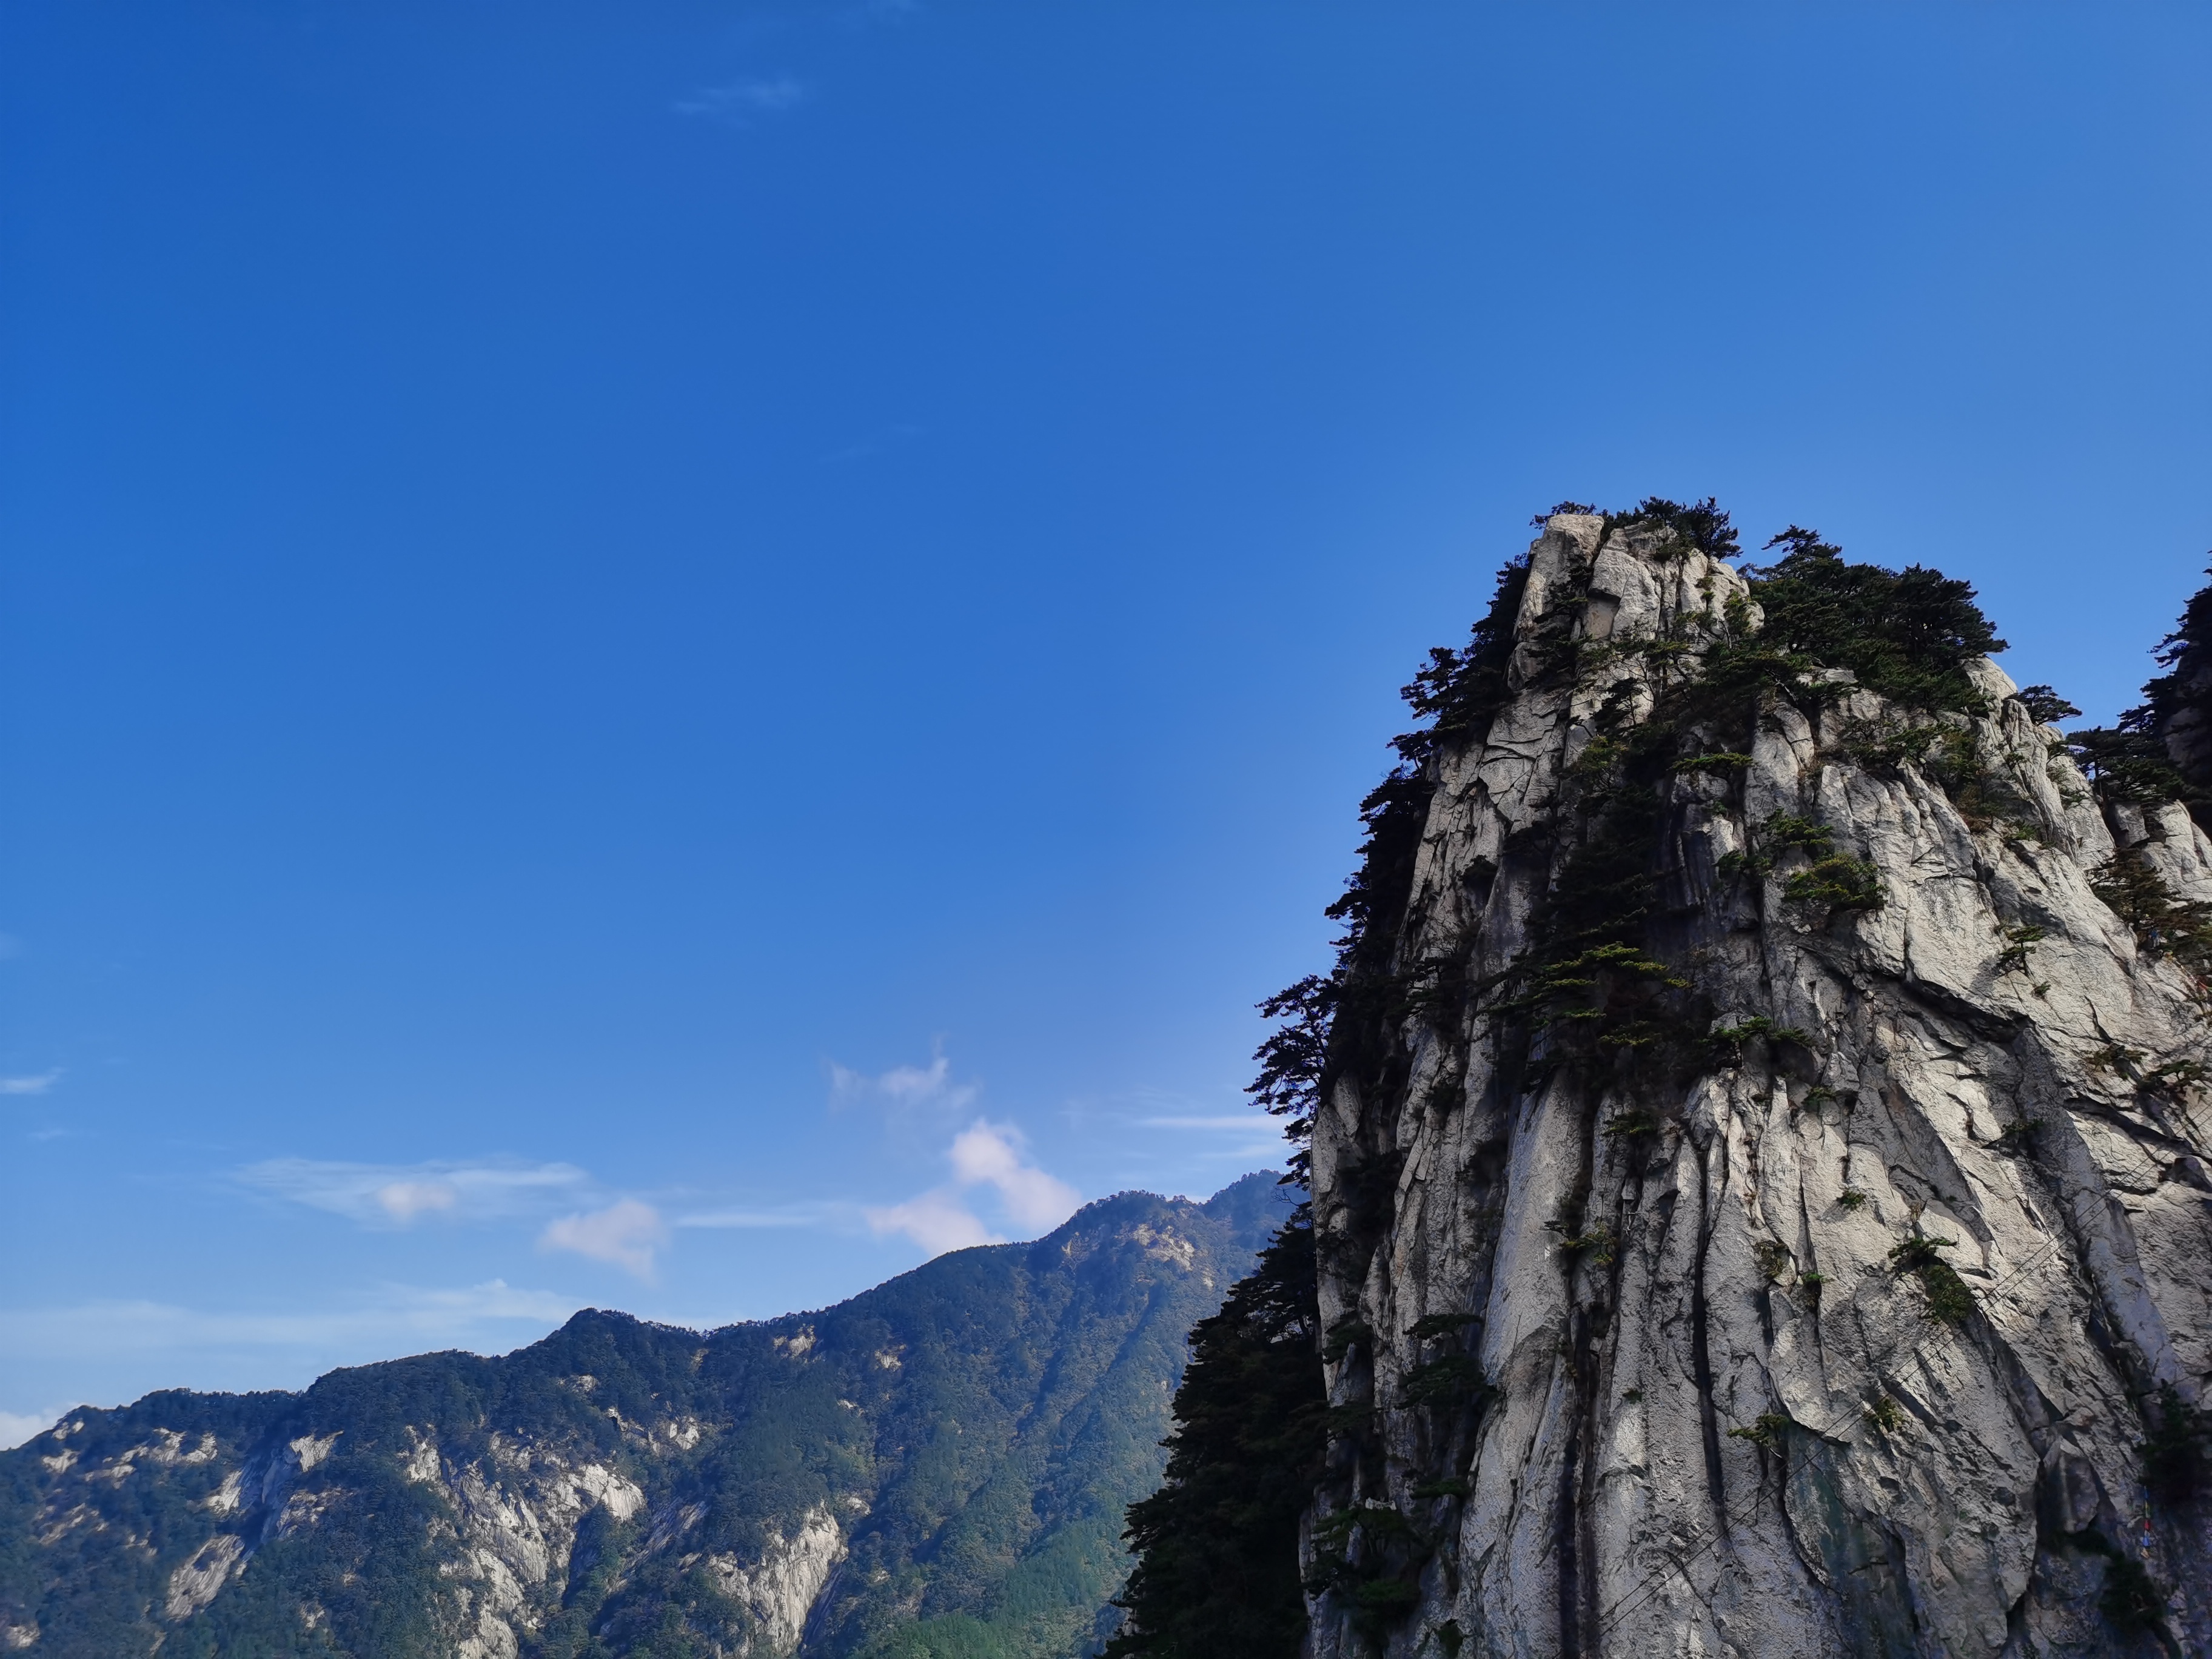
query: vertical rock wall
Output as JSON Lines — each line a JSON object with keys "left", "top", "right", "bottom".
{"left": 1307, "top": 515, "right": 2212, "bottom": 1658}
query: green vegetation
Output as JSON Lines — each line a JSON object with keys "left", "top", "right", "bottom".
{"left": 1123, "top": 497, "right": 2019, "bottom": 1650}
{"left": 1994, "top": 923, "right": 2047, "bottom": 974}
{"left": 2066, "top": 561, "right": 2212, "bottom": 823}
{"left": 1399, "top": 1357, "right": 1489, "bottom": 1411}
{"left": 1738, "top": 527, "right": 2005, "bottom": 714}
{"left": 2013, "top": 685, "right": 2082, "bottom": 726}
{"left": 1889, "top": 1234, "right": 1975, "bottom": 1324}
{"left": 1393, "top": 554, "right": 1536, "bottom": 771}
{"left": 1405, "top": 1312, "right": 1478, "bottom": 1341}
{"left": 1670, "top": 751, "right": 1754, "bottom": 776}
{"left": 1614, "top": 497, "right": 1741, "bottom": 558}
{"left": 1837, "top": 1187, "right": 1869, "bottom": 1212}
{"left": 1104, "top": 1218, "right": 1325, "bottom": 1659}
{"left": 1726, "top": 1413, "right": 1791, "bottom": 1452}
{"left": 2, "top": 1180, "right": 1286, "bottom": 1659}
{"left": 1603, "top": 1108, "right": 1661, "bottom": 1143}
{"left": 1302, "top": 1504, "right": 1427, "bottom": 1642}
{"left": 1863, "top": 1397, "right": 1906, "bottom": 1435}
{"left": 1783, "top": 855, "right": 1884, "bottom": 916}
{"left": 2089, "top": 851, "right": 2212, "bottom": 976}
{"left": 2065, "top": 725, "right": 2188, "bottom": 808}
{"left": 1709, "top": 1016, "right": 1815, "bottom": 1062}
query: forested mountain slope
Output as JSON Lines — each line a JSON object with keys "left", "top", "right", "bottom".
{"left": 0, "top": 1175, "right": 1287, "bottom": 1659}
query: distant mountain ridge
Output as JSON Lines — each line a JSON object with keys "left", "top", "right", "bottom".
{"left": 0, "top": 1174, "right": 1289, "bottom": 1659}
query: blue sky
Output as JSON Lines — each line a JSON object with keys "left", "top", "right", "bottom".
{"left": 3, "top": 1, "right": 2209, "bottom": 1442}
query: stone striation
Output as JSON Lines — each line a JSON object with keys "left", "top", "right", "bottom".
{"left": 1305, "top": 515, "right": 2212, "bottom": 1658}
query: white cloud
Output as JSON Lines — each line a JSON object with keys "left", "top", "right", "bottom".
{"left": 539, "top": 1200, "right": 668, "bottom": 1279}
{"left": 374, "top": 1179, "right": 459, "bottom": 1222}
{"left": 0, "top": 1281, "right": 578, "bottom": 1362}
{"left": 829, "top": 1046, "right": 977, "bottom": 1117}
{"left": 674, "top": 1204, "right": 828, "bottom": 1230}
{"left": 237, "top": 1158, "right": 589, "bottom": 1228}
{"left": 675, "top": 75, "right": 811, "bottom": 125}
{"left": 867, "top": 1118, "right": 1081, "bottom": 1258}
{"left": 0, "top": 1406, "right": 69, "bottom": 1450}
{"left": 947, "top": 1121, "right": 1081, "bottom": 1229}
{"left": 865, "top": 1190, "right": 998, "bottom": 1255}
{"left": 0, "top": 1070, "right": 59, "bottom": 1096}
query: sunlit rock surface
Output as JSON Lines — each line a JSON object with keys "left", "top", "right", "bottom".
{"left": 1306, "top": 516, "right": 2212, "bottom": 1658}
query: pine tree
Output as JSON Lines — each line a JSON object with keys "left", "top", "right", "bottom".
{"left": 1104, "top": 1214, "right": 1325, "bottom": 1659}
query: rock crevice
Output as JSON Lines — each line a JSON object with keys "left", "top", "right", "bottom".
{"left": 1305, "top": 514, "right": 2212, "bottom": 1658}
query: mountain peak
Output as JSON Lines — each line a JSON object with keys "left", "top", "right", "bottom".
{"left": 0, "top": 1172, "right": 1281, "bottom": 1658}
{"left": 1294, "top": 511, "right": 2212, "bottom": 1656}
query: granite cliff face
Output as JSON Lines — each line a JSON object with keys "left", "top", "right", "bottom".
{"left": 0, "top": 1179, "right": 1287, "bottom": 1659}
{"left": 1304, "top": 514, "right": 2212, "bottom": 1657}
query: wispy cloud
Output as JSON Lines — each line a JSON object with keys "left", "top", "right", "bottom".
{"left": 0, "top": 1070, "right": 59, "bottom": 1096}
{"left": 674, "top": 1202, "right": 832, "bottom": 1230}
{"left": 0, "top": 1281, "right": 578, "bottom": 1364}
{"left": 867, "top": 1119, "right": 1081, "bottom": 1257}
{"left": 675, "top": 75, "right": 811, "bottom": 126}
{"left": 948, "top": 1121, "right": 1081, "bottom": 1228}
{"left": 864, "top": 1188, "right": 997, "bottom": 1255}
{"left": 540, "top": 1199, "right": 668, "bottom": 1279}
{"left": 830, "top": 1045, "right": 980, "bottom": 1120}
{"left": 236, "top": 1158, "right": 591, "bottom": 1228}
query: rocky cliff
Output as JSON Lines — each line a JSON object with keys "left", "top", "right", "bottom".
{"left": 1302, "top": 512, "right": 2212, "bottom": 1657}
{"left": 0, "top": 1177, "right": 1288, "bottom": 1659}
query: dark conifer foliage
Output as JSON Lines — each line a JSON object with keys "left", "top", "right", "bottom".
{"left": 1103, "top": 1218, "right": 1326, "bottom": 1659}
{"left": 1395, "top": 555, "right": 1533, "bottom": 769}
{"left": 1625, "top": 496, "right": 1738, "bottom": 558}
{"left": 1742, "top": 526, "right": 2005, "bottom": 712}
{"left": 2066, "top": 561, "right": 2212, "bottom": 823}
{"left": 1111, "top": 500, "right": 2036, "bottom": 1657}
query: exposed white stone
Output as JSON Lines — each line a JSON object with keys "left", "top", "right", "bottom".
{"left": 1127, "top": 1222, "right": 1198, "bottom": 1269}
{"left": 165, "top": 1535, "right": 244, "bottom": 1621}
{"left": 706, "top": 1506, "right": 848, "bottom": 1657}
{"left": 1309, "top": 517, "right": 2212, "bottom": 1658}
{"left": 288, "top": 1432, "right": 339, "bottom": 1472}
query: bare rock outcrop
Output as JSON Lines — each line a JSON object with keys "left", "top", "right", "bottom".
{"left": 1305, "top": 515, "right": 2212, "bottom": 1657}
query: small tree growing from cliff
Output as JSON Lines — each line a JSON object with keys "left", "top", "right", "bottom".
{"left": 1740, "top": 527, "right": 2006, "bottom": 714}
{"left": 2065, "top": 558, "right": 2212, "bottom": 824}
